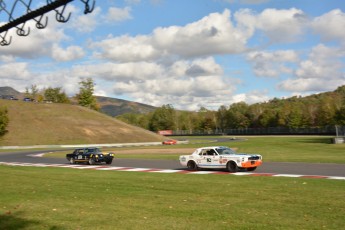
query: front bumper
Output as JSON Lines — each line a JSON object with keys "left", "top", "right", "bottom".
{"left": 241, "top": 160, "right": 262, "bottom": 168}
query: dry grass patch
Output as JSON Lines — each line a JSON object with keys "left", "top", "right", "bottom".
{"left": 0, "top": 100, "right": 165, "bottom": 146}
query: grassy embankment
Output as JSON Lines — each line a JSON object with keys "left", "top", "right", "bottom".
{"left": 0, "top": 99, "right": 165, "bottom": 146}
{"left": 1, "top": 165, "right": 344, "bottom": 230}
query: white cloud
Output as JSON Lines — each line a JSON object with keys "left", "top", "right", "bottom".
{"left": 51, "top": 44, "right": 85, "bottom": 61}
{"left": 70, "top": 6, "right": 101, "bottom": 33}
{"left": 72, "top": 61, "right": 164, "bottom": 81}
{"left": 92, "top": 34, "right": 160, "bottom": 62}
{"left": 105, "top": 7, "right": 132, "bottom": 22}
{"left": 279, "top": 44, "right": 345, "bottom": 92}
{"left": 311, "top": 9, "right": 345, "bottom": 43}
{"left": 295, "top": 44, "right": 344, "bottom": 79}
{"left": 247, "top": 50, "right": 299, "bottom": 77}
{"left": 278, "top": 78, "right": 345, "bottom": 92}
{"left": 222, "top": 0, "right": 270, "bottom": 4}
{"left": 125, "top": 0, "right": 141, "bottom": 4}
{"left": 0, "top": 62, "right": 32, "bottom": 80}
{"left": 232, "top": 90, "right": 270, "bottom": 104}
{"left": 66, "top": 57, "right": 240, "bottom": 110}
{"left": 235, "top": 8, "right": 307, "bottom": 43}
{"left": 0, "top": 12, "right": 70, "bottom": 59}
{"left": 152, "top": 9, "right": 249, "bottom": 57}
{"left": 0, "top": 55, "right": 15, "bottom": 63}
{"left": 93, "top": 9, "right": 251, "bottom": 62}
{"left": 240, "top": 0, "right": 270, "bottom": 4}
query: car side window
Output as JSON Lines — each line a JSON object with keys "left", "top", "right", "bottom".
{"left": 207, "top": 150, "right": 215, "bottom": 156}
{"left": 201, "top": 150, "right": 208, "bottom": 156}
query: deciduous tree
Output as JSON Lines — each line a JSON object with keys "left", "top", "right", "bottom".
{"left": 0, "top": 107, "right": 9, "bottom": 136}
{"left": 76, "top": 78, "right": 99, "bottom": 111}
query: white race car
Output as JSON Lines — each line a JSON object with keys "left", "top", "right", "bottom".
{"left": 179, "top": 146, "right": 262, "bottom": 172}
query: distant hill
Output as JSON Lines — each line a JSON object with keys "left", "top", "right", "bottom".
{"left": 0, "top": 86, "right": 157, "bottom": 117}
{"left": 0, "top": 86, "right": 23, "bottom": 99}
{"left": 96, "top": 96, "right": 157, "bottom": 117}
{"left": 0, "top": 99, "right": 165, "bottom": 146}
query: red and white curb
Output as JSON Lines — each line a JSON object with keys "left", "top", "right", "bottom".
{"left": 1, "top": 162, "right": 344, "bottom": 180}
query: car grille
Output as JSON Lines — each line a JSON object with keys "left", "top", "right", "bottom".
{"left": 248, "top": 156, "right": 260, "bottom": 160}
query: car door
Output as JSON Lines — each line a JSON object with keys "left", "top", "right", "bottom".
{"left": 199, "top": 149, "right": 220, "bottom": 168}
{"left": 207, "top": 149, "right": 221, "bottom": 168}
{"left": 199, "top": 149, "right": 210, "bottom": 167}
{"left": 77, "top": 149, "right": 85, "bottom": 161}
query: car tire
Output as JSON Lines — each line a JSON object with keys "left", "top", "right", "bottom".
{"left": 247, "top": 167, "right": 257, "bottom": 172}
{"left": 88, "top": 158, "right": 95, "bottom": 165}
{"left": 226, "top": 161, "right": 238, "bottom": 172}
{"left": 70, "top": 158, "right": 75, "bottom": 164}
{"left": 187, "top": 161, "right": 198, "bottom": 171}
{"left": 106, "top": 159, "right": 113, "bottom": 165}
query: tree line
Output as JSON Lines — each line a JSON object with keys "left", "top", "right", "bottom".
{"left": 117, "top": 85, "right": 345, "bottom": 132}
{"left": 2, "top": 82, "right": 344, "bottom": 136}
{"left": 23, "top": 78, "right": 99, "bottom": 110}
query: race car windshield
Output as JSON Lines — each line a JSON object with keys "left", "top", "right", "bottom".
{"left": 216, "top": 148, "right": 235, "bottom": 155}
{"left": 87, "top": 148, "right": 100, "bottom": 153}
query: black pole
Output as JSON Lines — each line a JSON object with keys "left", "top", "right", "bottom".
{"left": 0, "top": 0, "right": 74, "bottom": 34}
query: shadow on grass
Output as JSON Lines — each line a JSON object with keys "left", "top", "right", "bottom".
{"left": 294, "top": 137, "right": 333, "bottom": 144}
{"left": 0, "top": 212, "right": 63, "bottom": 230}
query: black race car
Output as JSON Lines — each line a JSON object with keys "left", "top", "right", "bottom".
{"left": 66, "top": 147, "right": 114, "bottom": 165}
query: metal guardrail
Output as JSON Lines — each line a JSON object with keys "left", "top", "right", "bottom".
{"left": 171, "top": 126, "right": 342, "bottom": 136}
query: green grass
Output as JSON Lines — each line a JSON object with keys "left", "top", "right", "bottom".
{"left": 45, "top": 136, "right": 345, "bottom": 164}
{"left": 0, "top": 165, "right": 344, "bottom": 229}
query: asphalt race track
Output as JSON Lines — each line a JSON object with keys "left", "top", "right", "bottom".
{"left": 0, "top": 150, "right": 345, "bottom": 177}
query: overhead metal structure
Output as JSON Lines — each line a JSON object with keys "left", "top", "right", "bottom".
{"left": 0, "top": 0, "right": 95, "bottom": 46}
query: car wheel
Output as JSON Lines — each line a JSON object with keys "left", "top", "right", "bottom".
{"left": 226, "top": 161, "right": 238, "bottom": 172}
{"left": 187, "top": 161, "right": 198, "bottom": 171}
{"left": 106, "top": 159, "right": 113, "bottom": 165}
{"left": 70, "top": 158, "right": 75, "bottom": 164}
{"left": 247, "top": 167, "right": 257, "bottom": 172}
{"left": 88, "top": 158, "right": 95, "bottom": 165}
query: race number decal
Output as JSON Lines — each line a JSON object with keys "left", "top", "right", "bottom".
{"left": 207, "top": 158, "right": 212, "bottom": 163}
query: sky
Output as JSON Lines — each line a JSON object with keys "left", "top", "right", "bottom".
{"left": 0, "top": 0, "right": 344, "bottom": 111}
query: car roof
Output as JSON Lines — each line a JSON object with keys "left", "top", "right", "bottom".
{"left": 75, "top": 147, "right": 99, "bottom": 150}
{"left": 197, "top": 146, "right": 228, "bottom": 150}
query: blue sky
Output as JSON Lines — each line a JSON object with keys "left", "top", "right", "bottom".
{"left": 0, "top": 0, "right": 344, "bottom": 110}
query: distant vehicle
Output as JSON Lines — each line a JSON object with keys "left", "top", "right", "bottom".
{"left": 23, "top": 97, "right": 33, "bottom": 102}
{"left": 179, "top": 146, "right": 262, "bottom": 172}
{"left": 162, "top": 139, "right": 177, "bottom": 145}
{"left": 0, "top": 95, "right": 18, "bottom": 100}
{"left": 66, "top": 147, "right": 114, "bottom": 165}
